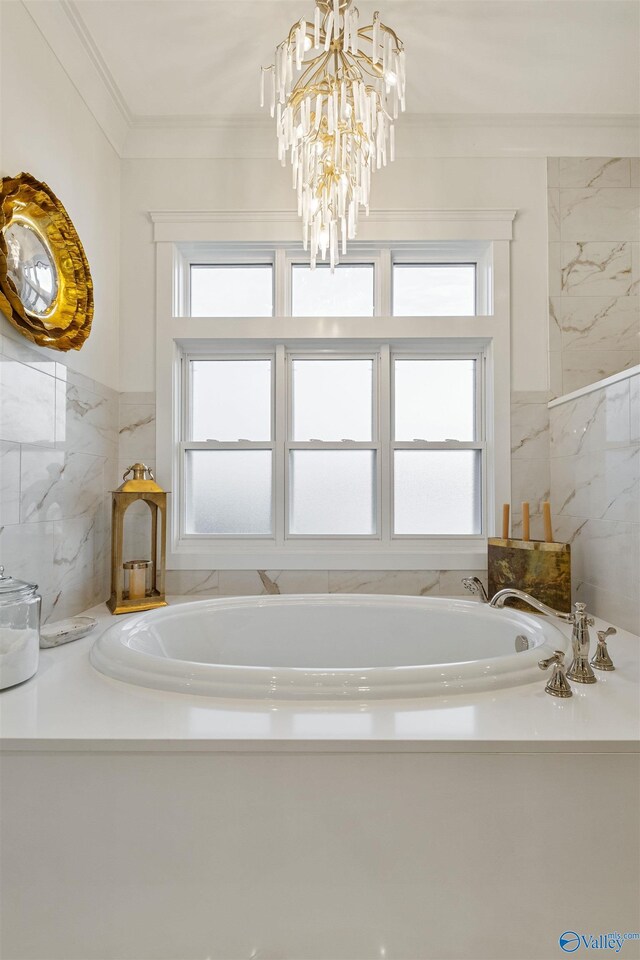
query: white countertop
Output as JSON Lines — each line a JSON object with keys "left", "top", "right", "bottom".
{"left": 1, "top": 598, "right": 638, "bottom": 753}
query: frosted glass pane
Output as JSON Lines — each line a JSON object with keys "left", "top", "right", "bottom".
{"left": 190, "top": 265, "right": 273, "bottom": 316}
{"left": 186, "top": 451, "right": 272, "bottom": 534}
{"left": 292, "top": 360, "right": 373, "bottom": 441}
{"left": 292, "top": 264, "right": 374, "bottom": 316}
{"left": 290, "top": 451, "right": 375, "bottom": 535}
{"left": 393, "top": 265, "right": 476, "bottom": 316}
{"left": 191, "top": 360, "right": 271, "bottom": 441}
{"left": 394, "top": 451, "right": 481, "bottom": 534}
{"left": 394, "top": 360, "right": 475, "bottom": 441}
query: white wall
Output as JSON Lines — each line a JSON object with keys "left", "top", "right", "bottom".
{"left": 119, "top": 155, "right": 549, "bottom": 393}
{"left": 0, "top": 1, "right": 120, "bottom": 390}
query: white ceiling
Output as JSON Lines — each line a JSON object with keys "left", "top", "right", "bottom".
{"left": 68, "top": 0, "right": 639, "bottom": 120}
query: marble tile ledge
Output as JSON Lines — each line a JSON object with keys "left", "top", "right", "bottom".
{"left": 548, "top": 363, "right": 640, "bottom": 408}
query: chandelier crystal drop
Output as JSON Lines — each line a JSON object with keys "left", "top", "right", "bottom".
{"left": 261, "top": 0, "right": 406, "bottom": 269}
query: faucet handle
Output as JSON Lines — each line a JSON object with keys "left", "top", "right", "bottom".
{"left": 572, "top": 602, "right": 595, "bottom": 626}
{"left": 591, "top": 627, "right": 617, "bottom": 672}
{"left": 538, "top": 650, "right": 573, "bottom": 698}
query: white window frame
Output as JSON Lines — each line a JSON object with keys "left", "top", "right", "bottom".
{"left": 153, "top": 208, "right": 514, "bottom": 570}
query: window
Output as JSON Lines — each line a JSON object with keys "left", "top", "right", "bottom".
{"left": 157, "top": 233, "right": 512, "bottom": 568}
{"left": 392, "top": 263, "right": 476, "bottom": 316}
{"left": 190, "top": 264, "right": 273, "bottom": 316}
{"left": 181, "top": 348, "right": 483, "bottom": 541}
{"left": 292, "top": 264, "right": 375, "bottom": 316}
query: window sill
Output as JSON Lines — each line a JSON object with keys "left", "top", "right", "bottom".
{"left": 168, "top": 542, "right": 488, "bottom": 571}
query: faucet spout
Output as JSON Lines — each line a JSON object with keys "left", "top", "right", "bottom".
{"left": 488, "top": 587, "right": 573, "bottom": 622}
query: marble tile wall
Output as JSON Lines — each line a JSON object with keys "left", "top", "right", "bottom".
{"left": 0, "top": 333, "right": 118, "bottom": 622}
{"left": 548, "top": 157, "right": 640, "bottom": 397}
{"left": 510, "top": 390, "right": 551, "bottom": 539}
{"left": 549, "top": 370, "right": 640, "bottom": 633}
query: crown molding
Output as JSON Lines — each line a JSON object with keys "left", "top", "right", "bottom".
{"left": 20, "top": 0, "right": 129, "bottom": 154}
{"left": 60, "top": 0, "right": 132, "bottom": 125}
{"left": 133, "top": 112, "right": 640, "bottom": 132}
{"left": 18, "top": 0, "right": 640, "bottom": 161}
{"left": 125, "top": 113, "right": 640, "bottom": 160}
{"left": 149, "top": 209, "right": 517, "bottom": 243}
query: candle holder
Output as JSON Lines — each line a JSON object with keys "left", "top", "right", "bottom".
{"left": 107, "top": 463, "right": 168, "bottom": 615}
{"left": 488, "top": 538, "right": 571, "bottom": 614}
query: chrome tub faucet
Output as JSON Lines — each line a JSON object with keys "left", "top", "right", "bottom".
{"left": 461, "top": 577, "right": 489, "bottom": 603}
{"left": 488, "top": 588, "right": 597, "bottom": 685}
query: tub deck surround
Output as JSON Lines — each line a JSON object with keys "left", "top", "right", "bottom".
{"left": 0, "top": 598, "right": 638, "bottom": 751}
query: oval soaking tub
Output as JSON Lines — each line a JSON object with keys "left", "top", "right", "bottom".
{"left": 90, "top": 594, "right": 571, "bottom": 700}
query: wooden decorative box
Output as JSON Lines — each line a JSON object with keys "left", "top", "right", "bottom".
{"left": 487, "top": 538, "right": 571, "bottom": 614}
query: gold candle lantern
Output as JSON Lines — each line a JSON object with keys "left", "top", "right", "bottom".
{"left": 107, "top": 464, "right": 168, "bottom": 615}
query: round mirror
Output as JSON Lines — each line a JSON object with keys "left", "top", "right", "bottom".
{"left": 4, "top": 219, "right": 58, "bottom": 317}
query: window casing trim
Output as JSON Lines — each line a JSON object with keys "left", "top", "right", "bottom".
{"left": 155, "top": 234, "right": 512, "bottom": 570}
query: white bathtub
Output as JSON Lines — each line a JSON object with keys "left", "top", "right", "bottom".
{"left": 89, "top": 594, "right": 570, "bottom": 700}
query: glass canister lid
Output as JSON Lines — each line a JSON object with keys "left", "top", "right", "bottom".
{"left": 0, "top": 565, "right": 38, "bottom": 601}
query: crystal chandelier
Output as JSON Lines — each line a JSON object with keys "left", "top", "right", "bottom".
{"left": 261, "top": 0, "right": 406, "bottom": 269}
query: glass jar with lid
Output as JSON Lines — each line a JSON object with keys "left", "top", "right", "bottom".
{"left": 0, "top": 565, "right": 41, "bottom": 690}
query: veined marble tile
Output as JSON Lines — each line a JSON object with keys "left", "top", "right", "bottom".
{"left": 548, "top": 299, "right": 562, "bottom": 353}
{"left": 20, "top": 448, "right": 105, "bottom": 522}
{"left": 218, "top": 570, "right": 330, "bottom": 596}
{"left": 574, "top": 579, "right": 639, "bottom": 635}
{"left": 558, "top": 158, "right": 631, "bottom": 189}
{"left": 62, "top": 381, "right": 118, "bottom": 460}
{"left": 631, "top": 159, "right": 640, "bottom": 191}
{"left": 327, "top": 570, "right": 440, "bottom": 596}
{"left": 53, "top": 516, "right": 97, "bottom": 594}
{"left": 560, "top": 241, "right": 632, "bottom": 297}
{"left": 510, "top": 403, "right": 549, "bottom": 461}
{"left": 630, "top": 375, "right": 640, "bottom": 443}
{"left": 42, "top": 573, "right": 106, "bottom": 625}
{"left": 632, "top": 243, "right": 640, "bottom": 296}
{"left": 438, "top": 569, "right": 487, "bottom": 597}
{"left": 0, "top": 331, "right": 57, "bottom": 377}
{"left": 561, "top": 351, "right": 639, "bottom": 395}
{"left": 510, "top": 460, "right": 550, "bottom": 516}
{"left": 570, "top": 518, "right": 640, "bottom": 603}
{"left": 120, "top": 391, "right": 156, "bottom": 405}
{"left": 547, "top": 189, "right": 560, "bottom": 242}
{"left": 549, "top": 351, "right": 563, "bottom": 400}
{"left": 550, "top": 380, "right": 630, "bottom": 457}
{"left": 548, "top": 243, "right": 562, "bottom": 297}
{"left": 0, "top": 358, "right": 56, "bottom": 445}
{"left": 554, "top": 296, "right": 639, "bottom": 352}
{"left": 559, "top": 188, "right": 639, "bottom": 242}
{"left": 165, "top": 570, "right": 219, "bottom": 597}
{"left": 0, "top": 520, "right": 55, "bottom": 597}
{"left": 550, "top": 446, "right": 639, "bottom": 524}
{"left": 511, "top": 390, "right": 551, "bottom": 405}
{"left": 119, "top": 403, "right": 156, "bottom": 461}
{"left": 547, "top": 158, "right": 559, "bottom": 190}
{"left": 0, "top": 442, "right": 20, "bottom": 525}
{"left": 65, "top": 367, "right": 118, "bottom": 403}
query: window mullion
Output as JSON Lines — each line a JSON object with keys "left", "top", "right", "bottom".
{"left": 275, "top": 344, "right": 287, "bottom": 546}
{"left": 275, "top": 248, "right": 288, "bottom": 317}
{"left": 379, "top": 344, "right": 391, "bottom": 542}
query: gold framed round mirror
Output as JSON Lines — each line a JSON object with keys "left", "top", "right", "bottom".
{"left": 0, "top": 173, "right": 93, "bottom": 351}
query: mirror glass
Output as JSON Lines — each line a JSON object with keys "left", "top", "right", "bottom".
{"left": 4, "top": 220, "right": 58, "bottom": 316}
